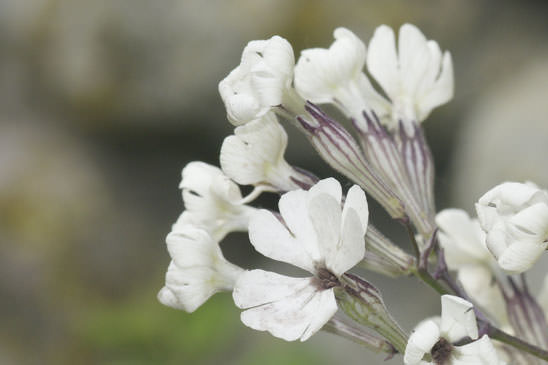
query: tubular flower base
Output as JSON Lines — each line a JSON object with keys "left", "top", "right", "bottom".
{"left": 157, "top": 22, "right": 548, "bottom": 365}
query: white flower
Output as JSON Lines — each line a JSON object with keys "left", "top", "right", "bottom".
{"left": 404, "top": 295, "right": 501, "bottom": 365}
{"left": 233, "top": 178, "right": 369, "bottom": 341}
{"left": 178, "top": 161, "right": 257, "bottom": 241}
{"left": 367, "top": 23, "right": 453, "bottom": 131}
{"left": 294, "top": 27, "right": 388, "bottom": 119}
{"left": 158, "top": 226, "right": 244, "bottom": 313}
{"left": 476, "top": 182, "right": 548, "bottom": 273}
{"left": 219, "top": 35, "right": 295, "bottom": 126}
{"left": 220, "top": 112, "right": 303, "bottom": 191}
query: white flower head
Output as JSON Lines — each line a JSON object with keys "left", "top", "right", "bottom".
{"left": 405, "top": 295, "right": 501, "bottom": 365}
{"left": 475, "top": 182, "right": 548, "bottom": 273}
{"left": 220, "top": 112, "right": 299, "bottom": 191}
{"left": 294, "top": 27, "right": 388, "bottom": 119}
{"left": 178, "top": 161, "right": 257, "bottom": 241}
{"left": 233, "top": 178, "right": 369, "bottom": 341}
{"left": 158, "top": 226, "right": 244, "bottom": 313}
{"left": 367, "top": 23, "right": 454, "bottom": 131}
{"left": 219, "top": 35, "right": 295, "bottom": 126}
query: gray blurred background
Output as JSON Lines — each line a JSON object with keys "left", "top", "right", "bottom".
{"left": 2, "top": 0, "right": 548, "bottom": 364}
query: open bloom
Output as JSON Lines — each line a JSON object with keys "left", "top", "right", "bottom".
{"left": 367, "top": 23, "right": 453, "bottom": 132}
{"left": 404, "top": 295, "right": 501, "bottom": 365}
{"left": 294, "top": 27, "right": 388, "bottom": 119}
{"left": 177, "top": 161, "right": 258, "bottom": 241}
{"left": 220, "top": 112, "right": 314, "bottom": 191}
{"left": 158, "top": 226, "right": 244, "bottom": 313}
{"left": 475, "top": 182, "right": 548, "bottom": 273}
{"left": 219, "top": 35, "right": 295, "bottom": 126}
{"left": 233, "top": 178, "right": 368, "bottom": 341}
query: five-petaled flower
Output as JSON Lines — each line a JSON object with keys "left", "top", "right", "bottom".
{"left": 404, "top": 295, "right": 502, "bottom": 365}
{"left": 233, "top": 178, "right": 369, "bottom": 341}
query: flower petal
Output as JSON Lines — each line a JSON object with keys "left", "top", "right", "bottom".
{"left": 330, "top": 206, "right": 366, "bottom": 276}
{"left": 294, "top": 27, "right": 366, "bottom": 104}
{"left": 497, "top": 239, "right": 547, "bottom": 274}
{"left": 342, "top": 184, "right": 369, "bottom": 235}
{"left": 404, "top": 319, "right": 440, "bottom": 365}
{"left": 457, "top": 265, "right": 508, "bottom": 327}
{"left": 509, "top": 202, "right": 548, "bottom": 238}
{"left": 159, "top": 264, "right": 218, "bottom": 312}
{"left": 435, "top": 209, "right": 489, "bottom": 268}
{"left": 440, "top": 295, "right": 478, "bottom": 342}
{"left": 233, "top": 270, "right": 337, "bottom": 341}
{"left": 248, "top": 209, "right": 316, "bottom": 273}
{"left": 452, "top": 335, "right": 500, "bottom": 365}
{"left": 308, "top": 177, "right": 342, "bottom": 205}
{"left": 278, "top": 189, "right": 322, "bottom": 263}
{"left": 307, "top": 193, "right": 342, "bottom": 270}
{"left": 398, "top": 24, "right": 430, "bottom": 96}
{"left": 417, "top": 51, "right": 453, "bottom": 121}
{"left": 220, "top": 113, "right": 294, "bottom": 188}
{"left": 367, "top": 25, "right": 399, "bottom": 100}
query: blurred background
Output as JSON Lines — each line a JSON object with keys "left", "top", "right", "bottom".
{"left": 2, "top": 0, "right": 548, "bottom": 364}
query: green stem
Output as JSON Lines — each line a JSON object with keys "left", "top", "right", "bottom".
{"left": 488, "top": 325, "right": 548, "bottom": 362}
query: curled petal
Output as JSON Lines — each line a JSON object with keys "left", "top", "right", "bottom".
{"left": 220, "top": 113, "right": 296, "bottom": 190}
{"left": 497, "top": 239, "right": 547, "bottom": 274}
{"left": 440, "top": 295, "right": 478, "bottom": 342}
{"left": 404, "top": 320, "right": 440, "bottom": 365}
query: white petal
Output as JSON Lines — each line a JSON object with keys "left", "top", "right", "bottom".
{"left": 160, "top": 227, "right": 243, "bottom": 312}
{"left": 440, "top": 295, "right": 478, "bottom": 342}
{"left": 248, "top": 209, "right": 316, "bottom": 273}
{"left": 367, "top": 25, "right": 400, "bottom": 99}
{"left": 398, "top": 24, "right": 430, "bottom": 96}
{"left": 404, "top": 320, "right": 440, "bottom": 365}
{"left": 478, "top": 182, "right": 543, "bottom": 213}
{"left": 452, "top": 335, "right": 500, "bottom": 365}
{"left": 497, "top": 239, "right": 546, "bottom": 273}
{"left": 233, "top": 270, "right": 337, "bottom": 341}
{"left": 294, "top": 27, "right": 372, "bottom": 112}
{"left": 509, "top": 202, "right": 548, "bottom": 238}
{"left": 484, "top": 223, "right": 510, "bottom": 259}
{"left": 278, "top": 189, "right": 322, "bottom": 263}
{"left": 435, "top": 209, "right": 489, "bottom": 268}
{"left": 417, "top": 51, "right": 453, "bottom": 121}
{"left": 342, "top": 185, "right": 369, "bottom": 235}
{"left": 307, "top": 192, "right": 341, "bottom": 266}
{"left": 308, "top": 177, "right": 342, "bottom": 205}
{"left": 220, "top": 113, "right": 292, "bottom": 187}
{"left": 166, "top": 227, "right": 221, "bottom": 268}
{"left": 330, "top": 206, "right": 366, "bottom": 276}
{"left": 160, "top": 264, "right": 218, "bottom": 312}
{"left": 457, "top": 265, "right": 508, "bottom": 327}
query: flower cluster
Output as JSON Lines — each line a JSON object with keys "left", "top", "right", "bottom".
{"left": 158, "top": 23, "right": 548, "bottom": 364}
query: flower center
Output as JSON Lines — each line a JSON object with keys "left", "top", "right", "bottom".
{"left": 316, "top": 267, "right": 340, "bottom": 290}
{"left": 431, "top": 337, "right": 453, "bottom": 365}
